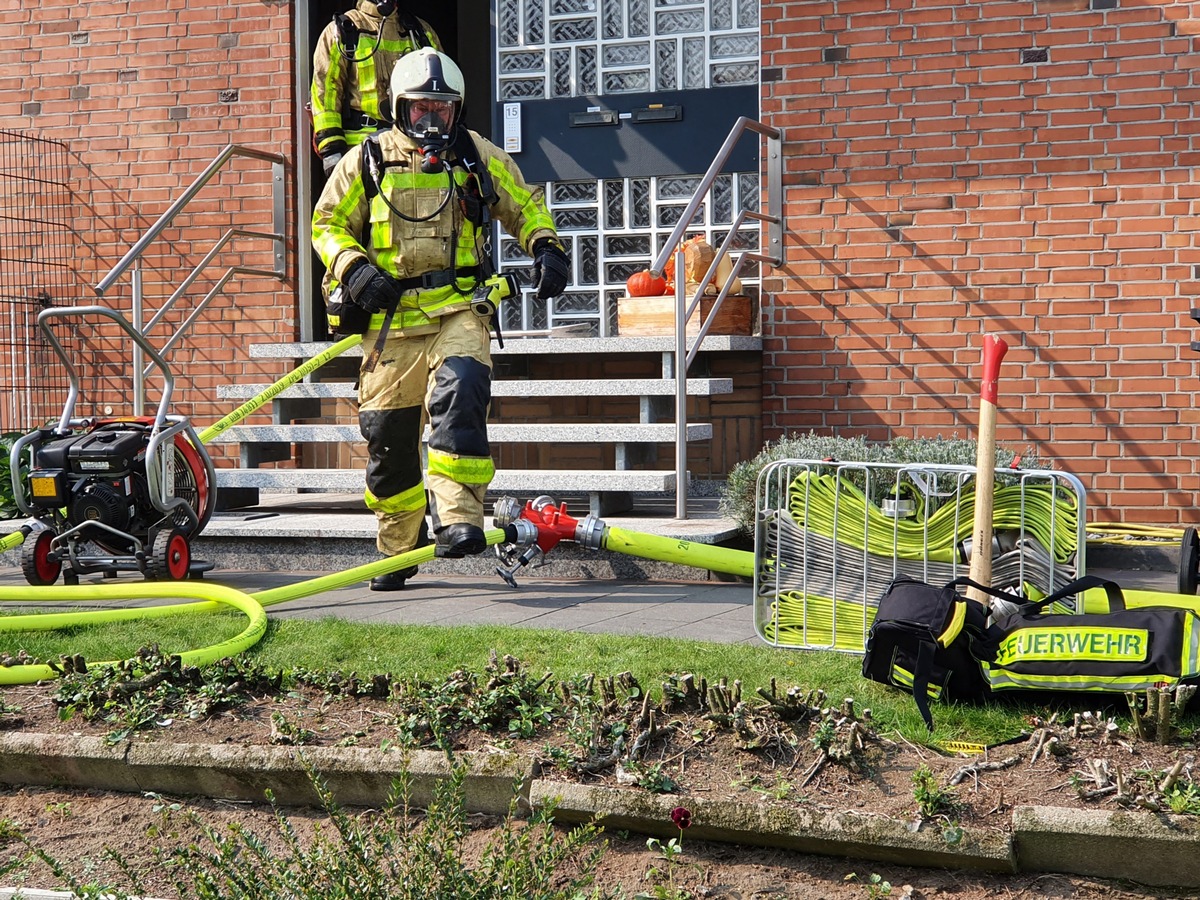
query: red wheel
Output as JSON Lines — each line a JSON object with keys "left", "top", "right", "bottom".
{"left": 148, "top": 527, "right": 190, "bottom": 581}
{"left": 171, "top": 434, "right": 213, "bottom": 533}
{"left": 21, "top": 529, "right": 61, "bottom": 586}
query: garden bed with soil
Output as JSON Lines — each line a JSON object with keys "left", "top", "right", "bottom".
{"left": 1, "top": 652, "right": 1196, "bottom": 899}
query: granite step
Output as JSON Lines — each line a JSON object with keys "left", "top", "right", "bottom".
{"left": 206, "top": 423, "right": 714, "bottom": 444}
{"left": 249, "top": 335, "right": 763, "bottom": 360}
{"left": 216, "top": 378, "right": 733, "bottom": 401}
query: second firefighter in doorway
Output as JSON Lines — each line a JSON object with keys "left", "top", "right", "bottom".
{"left": 310, "top": 0, "right": 441, "bottom": 177}
{"left": 311, "top": 47, "right": 570, "bottom": 591}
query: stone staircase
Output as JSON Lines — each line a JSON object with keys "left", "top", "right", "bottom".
{"left": 209, "top": 333, "right": 763, "bottom": 517}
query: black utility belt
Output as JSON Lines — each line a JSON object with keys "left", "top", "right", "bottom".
{"left": 343, "top": 110, "right": 392, "bottom": 131}
{"left": 394, "top": 266, "right": 481, "bottom": 292}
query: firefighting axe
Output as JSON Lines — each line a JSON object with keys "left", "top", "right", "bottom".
{"left": 967, "top": 334, "right": 1009, "bottom": 608}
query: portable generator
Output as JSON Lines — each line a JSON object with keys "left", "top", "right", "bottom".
{"left": 10, "top": 306, "right": 215, "bottom": 586}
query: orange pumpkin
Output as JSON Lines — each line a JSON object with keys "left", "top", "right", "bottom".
{"left": 626, "top": 269, "right": 667, "bottom": 297}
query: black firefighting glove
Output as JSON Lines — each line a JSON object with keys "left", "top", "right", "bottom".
{"left": 531, "top": 236, "right": 570, "bottom": 300}
{"left": 343, "top": 259, "right": 402, "bottom": 314}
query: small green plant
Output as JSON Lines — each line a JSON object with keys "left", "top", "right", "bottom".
{"left": 1165, "top": 781, "right": 1200, "bottom": 815}
{"left": 845, "top": 872, "right": 893, "bottom": 900}
{"left": 51, "top": 648, "right": 281, "bottom": 744}
{"left": 746, "top": 777, "right": 794, "bottom": 801}
{"left": 629, "top": 761, "right": 679, "bottom": 794}
{"left": 941, "top": 821, "right": 964, "bottom": 845}
{"left": 7, "top": 763, "right": 613, "bottom": 900}
{"left": 636, "top": 806, "right": 694, "bottom": 900}
{"left": 269, "top": 711, "right": 316, "bottom": 745}
{"left": 911, "top": 765, "right": 958, "bottom": 819}
{"left": 810, "top": 718, "right": 835, "bottom": 752}
{"left": 43, "top": 800, "right": 72, "bottom": 821}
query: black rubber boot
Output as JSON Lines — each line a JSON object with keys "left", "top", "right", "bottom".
{"left": 370, "top": 518, "right": 431, "bottom": 591}
{"left": 369, "top": 564, "right": 418, "bottom": 592}
{"left": 436, "top": 523, "right": 487, "bottom": 558}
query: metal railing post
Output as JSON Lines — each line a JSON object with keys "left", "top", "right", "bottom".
{"left": 131, "top": 262, "right": 145, "bottom": 416}
{"left": 271, "top": 160, "right": 287, "bottom": 277}
{"left": 766, "top": 130, "right": 783, "bottom": 267}
{"left": 673, "top": 249, "right": 688, "bottom": 519}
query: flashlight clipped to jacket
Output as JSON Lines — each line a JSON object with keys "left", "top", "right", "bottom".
{"left": 472, "top": 273, "right": 517, "bottom": 348}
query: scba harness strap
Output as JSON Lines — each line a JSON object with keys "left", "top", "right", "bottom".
{"left": 327, "top": 132, "right": 503, "bottom": 339}
{"left": 334, "top": 10, "right": 432, "bottom": 62}
{"left": 359, "top": 128, "right": 499, "bottom": 217}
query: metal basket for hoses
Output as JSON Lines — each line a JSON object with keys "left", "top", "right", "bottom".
{"left": 753, "top": 460, "right": 1087, "bottom": 652}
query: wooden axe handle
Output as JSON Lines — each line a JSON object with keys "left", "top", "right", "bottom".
{"left": 967, "top": 334, "right": 1009, "bottom": 606}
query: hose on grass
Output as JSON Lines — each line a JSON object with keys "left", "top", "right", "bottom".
{"left": 0, "top": 533, "right": 508, "bottom": 685}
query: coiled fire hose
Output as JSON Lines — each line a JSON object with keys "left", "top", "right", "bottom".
{"left": 785, "top": 471, "right": 1080, "bottom": 564}
{"left": 760, "top": 470, "right": 1081, "bottom": 650}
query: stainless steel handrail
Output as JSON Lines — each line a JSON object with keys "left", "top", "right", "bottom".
{"left": 648, "top": 116, "right": 783, "bottom": 519}
{"left": 92, "top": 144, "right": 287, "bottom": 415}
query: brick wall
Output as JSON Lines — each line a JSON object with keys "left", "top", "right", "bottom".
{"left": 761, "top": 0, "right": 1200, "bottom": 525}
{"left": 0, "top": 0, "right": 297, "bottom": 462}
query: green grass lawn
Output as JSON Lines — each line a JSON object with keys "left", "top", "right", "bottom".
{"left": 0, "top": 607, "right": 1139, "bottom": 746}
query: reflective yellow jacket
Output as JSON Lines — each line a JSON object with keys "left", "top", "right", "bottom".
{"left": 311, "top": 128, "right": 558, "bottom": 334}
{"left": 310, "top": 1, "right": 440, "bottom": 158}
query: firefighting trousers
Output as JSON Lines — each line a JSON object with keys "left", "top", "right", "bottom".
{"left": 357, "top": 310, "right": 494, "bottom": 556}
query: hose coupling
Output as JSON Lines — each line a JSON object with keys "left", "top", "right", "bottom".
{"left": 502, "top": 518, "right": 540, "bottom": 547}
{"left": 957, "top": 529, "right": 1021, "bottom": 564}
{"left": 575, "top": 515, "right": 605, "bottom": 551}
{"left": 492, "top": 496, "right": 524, "bottom": 527}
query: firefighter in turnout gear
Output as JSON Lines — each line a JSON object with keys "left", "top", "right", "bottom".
{"left": 311, "top": 48, "right": 571, "bottom": 591}
{"left": 310, "top": 0, "right": 441, "bottom": 177}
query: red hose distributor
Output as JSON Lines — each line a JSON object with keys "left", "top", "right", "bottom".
{"left": 492, "top": 495, "right": 605, "bottom": 587}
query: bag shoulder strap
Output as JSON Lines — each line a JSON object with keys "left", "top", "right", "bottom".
{"left": 1019, "top": 574, "right": 1125, "bottom": 615}
{"left": 945, "top": 576, "right": 1021, "bottom": 606}
{"left": 911, "top": 640, "right": 936, "bottom": 732}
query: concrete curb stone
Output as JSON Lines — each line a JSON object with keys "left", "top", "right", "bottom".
{"left": 1012, "top": 804, "right": 1200, "bottom": 888}
{"left": 0, "top": 732, "right": 529, "bottom": 816}
{"left": 6, "top": 734, "right": 1200, "bottom": 888}
{"left": 528, "top": 780, "right": 1016, "bottom": 873}
{"left": 0, "top": 732, "right": 140, "bottom": 793}
{"left": 530, "top": 782, "right": 1017, "bottom": 873}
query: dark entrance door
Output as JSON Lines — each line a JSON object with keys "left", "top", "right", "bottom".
{"left": 302, "top": 2, "right": 491, "bottom": 338}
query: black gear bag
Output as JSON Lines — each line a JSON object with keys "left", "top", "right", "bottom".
{"left": 982, "top": 577, "right": 1200, "bottom": 694}
{"left": 862, "top": 575, "right": 1006, "bottom": 731}
{"left": 863, "top": 574, "right": 1200, "bottom": 729}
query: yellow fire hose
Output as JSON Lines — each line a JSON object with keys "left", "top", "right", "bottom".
{"left": 0, "top": 525, "right": 751, "bottom": 685}
{"left": 0, "top": 534, "right": 464, "bottom": 685}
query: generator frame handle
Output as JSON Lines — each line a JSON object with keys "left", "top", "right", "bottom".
{"left": 37, "top": 305, "right": 177, "bottom": 437}
{"left": 21, "top": 306, "right": 214, "bottom": 528}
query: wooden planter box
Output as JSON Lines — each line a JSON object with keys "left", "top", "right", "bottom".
{"left": 616, "top": 293, "right": 753, "bottom": 337}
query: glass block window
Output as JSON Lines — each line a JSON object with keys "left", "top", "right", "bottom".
{"left": 496, "top": 0, "right": 758, "bottom": 99}
{"left": 496, "top": 172, "right": 761, "bottom": 336}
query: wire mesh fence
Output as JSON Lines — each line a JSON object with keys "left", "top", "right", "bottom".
{"left": 0, "top": 129, "right": 80, "bottom": 433}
